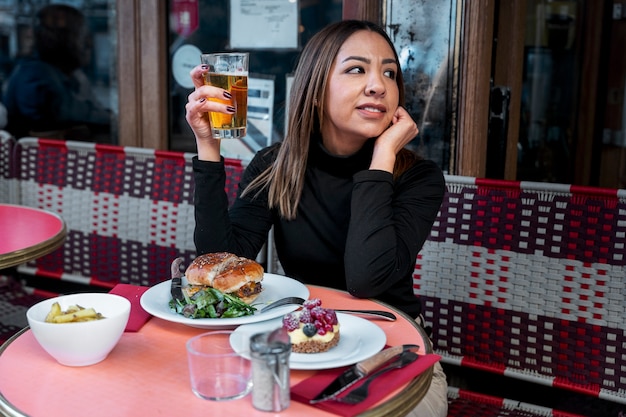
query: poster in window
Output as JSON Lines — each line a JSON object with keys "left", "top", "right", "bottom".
{"left": 229, "top": 0, "right": 299, "bottom": 49}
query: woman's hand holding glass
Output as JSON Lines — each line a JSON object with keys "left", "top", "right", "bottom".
{"left": 185, "top": 64, "right": 234, "bottom": 162}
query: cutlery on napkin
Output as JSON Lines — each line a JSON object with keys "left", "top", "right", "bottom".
{"left": 109, "top": 284, "right": 152, "bottom": 332}
{"left": 310, "top": 344, "right": 419, "bottom": 403}
{"left": 291, "top": 352, "right": 441, "bottom": 417}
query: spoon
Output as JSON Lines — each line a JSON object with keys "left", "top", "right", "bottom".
{"left": 258, "top": 297, "right": 397, "bottom": 321}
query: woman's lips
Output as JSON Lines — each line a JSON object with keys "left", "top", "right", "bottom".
{"left": 357, "top": 104, "right": 386, "bottom": 113}
{"left": 356, "top": 104, "right": 387, "bottom": 118}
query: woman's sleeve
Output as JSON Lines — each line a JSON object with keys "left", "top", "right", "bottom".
{"left": 344, "top": 160, "right": 445, "bottom": 298}
{"left": 192, "top": 151, "right": 274, "bottom": 260}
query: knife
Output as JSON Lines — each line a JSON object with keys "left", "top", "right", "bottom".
{"left": 170, "top": 257, "right": 185, "bottom": 302}
{"left": 309, "top": 344, "right": 420, "bottom": 404}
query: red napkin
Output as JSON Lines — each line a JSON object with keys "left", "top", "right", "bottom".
{"left": 291, "top": 353, "right": 441, "bottom": 417}
{"left": 109, "top": 284, "right": 152, "bottom": 332}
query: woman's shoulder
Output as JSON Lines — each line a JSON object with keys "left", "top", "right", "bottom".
{"left": 248, "top": 142, "right": 281, "bottom": 169}
{"left": 239, "top": 142, "right": 282, "bottom": 198}
{"left": 397, "top": 151, "right": 445, "bottom": 192}
{"left": 397, "top": 148, "right": 442, "bottom": 177}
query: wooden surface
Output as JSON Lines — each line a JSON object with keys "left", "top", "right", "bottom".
{"left": 456, "top": 0, "right": 494, "bottom": 178}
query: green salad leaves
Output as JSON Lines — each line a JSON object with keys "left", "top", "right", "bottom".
{"left": 169, "top": 287, "right": 256, "bottom": 319}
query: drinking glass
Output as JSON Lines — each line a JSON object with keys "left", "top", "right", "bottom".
{"left": 186, "top": 330, "right": 252, "bottom": 401}
{"left": 201, "top": 52, "right": 249, "bottom": 139}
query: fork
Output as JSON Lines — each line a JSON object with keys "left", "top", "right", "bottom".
{"left": 258, "top": 297, "right": 397, "bottom": 321}
{"left": 334, "top": 350, "right": 419, "bottom": 404}
{"left": 258, "top": 296, "right": 306, "bottom": 313}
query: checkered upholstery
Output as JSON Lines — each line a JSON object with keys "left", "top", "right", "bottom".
{"left": 0, "top": 131, "right": 16, "bottom": 204}
{"left": 13, "top": 137, "right": 244, "bottom": 289}
{"left": 414, "top": 175, "right": 626, "bottom": 410}
{"left": 7, "top": 138, "right": 625, "bottom": 413}
{"left": 447, "top": 387, "right": 583, "bottom": 417}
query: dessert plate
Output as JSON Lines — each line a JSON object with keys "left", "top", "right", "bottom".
{"left": 230, "top": 313, "right": 386, "bottom": 370}
{"left": 140, "top": 273, "right": 309, "bottom": 329}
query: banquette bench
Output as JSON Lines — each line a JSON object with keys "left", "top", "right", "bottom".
{"left": 414, "top": 176, "right": 626, "bottom": 416}
{"left": 2, "top": 134, "right": 625, "bottom": 416}
{"left": 3, "top": 137, "right": 243, "bottom": 290}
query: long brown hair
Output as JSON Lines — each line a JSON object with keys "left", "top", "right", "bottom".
{"left": 243, "top": 20, "right": 410, "bottom": 220}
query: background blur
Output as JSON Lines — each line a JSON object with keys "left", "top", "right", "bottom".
{"left": 1, "top": 0, "right": 624, "bottom": 188}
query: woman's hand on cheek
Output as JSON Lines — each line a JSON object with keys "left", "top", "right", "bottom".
{"left": 370, "top": 107, "right": 419, "bottom": 172}
{"left": 376, "top": 106, "right": 419, "bottom": 154}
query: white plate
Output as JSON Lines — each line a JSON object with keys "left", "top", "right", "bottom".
{"left": 140, "top": 273, "right": 309, "bottom": 329}
{"left": 230, "top": 313, "right": 387, "bottom": 370}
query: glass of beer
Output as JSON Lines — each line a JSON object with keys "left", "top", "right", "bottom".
{"left": 201, "top": 52, "right": 249, "bottom": 139}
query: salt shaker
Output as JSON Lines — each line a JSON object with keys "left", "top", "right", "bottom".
{"left": 249, "top": 328, "right": 291, "bottom": 412}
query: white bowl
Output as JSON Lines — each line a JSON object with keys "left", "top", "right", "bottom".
{"left": 26, "top": 293, "right": 131, "bottom": 366}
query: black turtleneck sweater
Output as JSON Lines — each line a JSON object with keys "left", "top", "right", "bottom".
{"left": 192, "top": 138, "right": 444, "bottom": 318}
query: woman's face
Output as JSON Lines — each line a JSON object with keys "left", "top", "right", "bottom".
{"left": 320, "top": 30, "right": 400, "bottom": 155}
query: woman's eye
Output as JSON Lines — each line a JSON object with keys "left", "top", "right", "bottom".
{"left": 347, "top": 66, "right": 364, "bottom": 74}
{"left": 345, "top": 66, "right": 395, "bottom": 79}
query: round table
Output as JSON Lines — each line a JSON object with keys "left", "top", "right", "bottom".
{"left": 0, "top": 204, "right": 67, "bottom": 269}
{"left": 0, "top": 285, "right": 435, "bottom": 417}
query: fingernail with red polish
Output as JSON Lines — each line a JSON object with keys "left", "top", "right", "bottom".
{"left": 201, "top": 64, "right": 208, "bottom": 70}
{"left": 199, "top": 97, "right": 206, "bottom": 103}
{"left": 226, "top": 106, "right": 235, "bottom": 113}
{"left": 223, "top": 91, "right": 232, "bottom": 99}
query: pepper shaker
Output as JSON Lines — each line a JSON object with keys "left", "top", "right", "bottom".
{"left": 249, "top": 328, "right": 291, "bottom": 412}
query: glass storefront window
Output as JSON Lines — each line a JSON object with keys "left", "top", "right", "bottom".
{"left": 0, "top": 0, "right": 118, "bottom": 143}
{"left": 167, "top": 0, "right": 341, "bottom": 159}
{"left": 168, "top": 0, "right": 458, "bottom": 174}
{"left": 385, "top": 0, "right": 458, "bottom": 174}
{"left": 517, "top": 0, "right": 580, "bottom": 183}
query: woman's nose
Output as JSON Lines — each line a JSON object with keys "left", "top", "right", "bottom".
{"left": 365, "top": 74, "right": 386, "bottom": 97}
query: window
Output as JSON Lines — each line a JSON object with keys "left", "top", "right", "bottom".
{"left": 167, "top": 0, "right": 343, "bottom": 157}
{"left": 0, "top": 1, "right": 117, "bottom": 143}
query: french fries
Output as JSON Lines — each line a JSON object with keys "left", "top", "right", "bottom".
{"left": 44, "top": 302, "right": 105, "bottom": 323}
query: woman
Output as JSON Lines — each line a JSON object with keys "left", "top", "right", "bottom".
{"left": 186, "top": 20, "right": 447, "bottom": 416}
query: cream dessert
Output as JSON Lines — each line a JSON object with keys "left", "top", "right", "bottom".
{"left": 281, "top": 298, "right": 340, "bottom": 353}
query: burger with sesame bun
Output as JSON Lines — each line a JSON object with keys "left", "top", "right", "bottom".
{"left": 184, "top": 252, "right": 264, "bottom": 304}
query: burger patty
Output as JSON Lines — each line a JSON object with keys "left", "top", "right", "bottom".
{"left": 236, "top": 281, "right": 262, "bottom": 298}
{"left": 185, "top": 281, "right": 262, "bottom": 299}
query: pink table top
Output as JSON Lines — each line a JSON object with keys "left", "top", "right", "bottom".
{"left": 0, "top": 286, "right": 432, "bottom": 417}
{"left": 0, "top": 204, "right": 66, "bottom": 269}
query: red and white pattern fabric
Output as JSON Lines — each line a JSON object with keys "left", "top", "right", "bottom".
{"left": 13, "top": 138, "right": 244, "bottom": 289}
{"left": 414, "top": 175, "right": 626, "bottom": 406}
{"left": 447, "top": 387, "right": 589, "bottom": 417}
{"left": 0, "top": 131, "right": 16, "bottom": 204}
